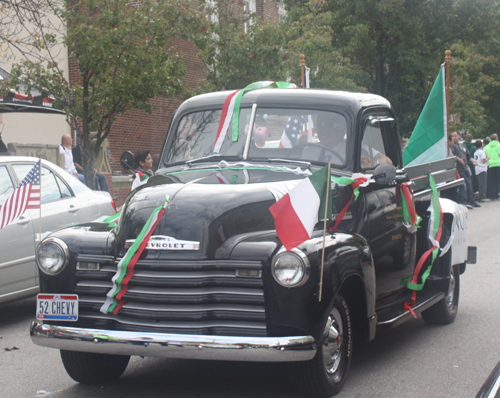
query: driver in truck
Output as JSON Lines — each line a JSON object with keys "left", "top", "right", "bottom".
{"left": 314, "top": 113, "right": 347, "bottom": 164}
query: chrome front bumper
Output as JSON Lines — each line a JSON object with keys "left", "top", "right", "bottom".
{"left": 30, "top": 322, "right": 317, "bottom": 362}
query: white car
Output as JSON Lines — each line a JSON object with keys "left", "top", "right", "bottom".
{"left": 0, "top": 156, "right": 116, "bottom": 303}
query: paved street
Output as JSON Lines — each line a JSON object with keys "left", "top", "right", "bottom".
{"left": 1, "top": 201, "right": 499, "bottom": 398}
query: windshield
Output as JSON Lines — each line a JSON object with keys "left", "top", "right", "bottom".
{"left": 165, "top": 107, "right": 348, "bottom": 167}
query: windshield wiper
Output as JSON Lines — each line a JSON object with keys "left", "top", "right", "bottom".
{"left": 185, "top": 154, "right": 237, "bottom": 165}
{"left": 266, "top": 158, "right": 312, "bottom": 168}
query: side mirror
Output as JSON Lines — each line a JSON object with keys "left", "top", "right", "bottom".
{"left": 120, "top": 151, "right": 135, "bottom": 171}
{"left": 372, "top": 163, "right": 397, "bottom": 184}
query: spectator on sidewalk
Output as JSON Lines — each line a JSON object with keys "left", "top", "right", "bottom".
{"left": 131, "top": 150, "right": 153, "bottom": 191}
{"left": 464, "top": 133, "right": 478, "bottom": 193}
{"left": 485, "top": 133, "right": 500, "bottom": 200}
{"left": 473, "top": 140, "right": 489, "bottom": 202}
{"left": 60, "top": 134, "right": 85, "bottom": 183}
{"left": 72, "top": 144, "right": 110, "bottom": 193}
{"left": 451, "top": 131, "right": 480, "bottom": 209}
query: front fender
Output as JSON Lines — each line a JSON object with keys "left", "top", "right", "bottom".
{"left": 38, "top": 222, "right": 116, "bottom": 293}
{"left": 230, "top": 231, "right": 375, "bottom": 342}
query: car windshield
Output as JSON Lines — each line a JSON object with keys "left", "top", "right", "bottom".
{"left": 165, "top": 108, "right": 348, "bottom": 167}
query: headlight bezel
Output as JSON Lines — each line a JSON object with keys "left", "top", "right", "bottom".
{"left": 36, "top": 237, "right": 69, "bottom": 276}
{"left": 271, "top": 247, "right": 310, "bottom": 288}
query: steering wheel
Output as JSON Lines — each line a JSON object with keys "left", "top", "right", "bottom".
{"left": 290, "top": 143, "right": 344, "bottom": 163}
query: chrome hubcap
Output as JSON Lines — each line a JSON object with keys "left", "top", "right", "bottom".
{"left": 322, "top": 308, "right": 343, "bottom": 377}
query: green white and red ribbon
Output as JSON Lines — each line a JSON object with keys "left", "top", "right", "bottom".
{"left": 404, "top": 175, "right": 451, "bottom": 318}
{"left": 213, "top": 81, "right": 297, "bottom": 153}
{"left": 397, "top": 182, "right": 421, "bottom": 230}
{"left": 100, "top": 196, "right": 170, "bottom": 315}
{"left": 329, "top": 174, "right": 370, "bottom": 231}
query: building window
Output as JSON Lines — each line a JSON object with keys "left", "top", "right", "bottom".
{"left": 278, "top": 0, "right": 287, "bottom": 23}
{"left": 244, "top": 0, "right": 256, "bottom": 33}
{"left": 206, "top": 0, "right": 219, "bottom": 24}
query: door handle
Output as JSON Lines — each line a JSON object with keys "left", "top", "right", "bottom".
{"left": 68, "top": 205, "right": 80, "bottom": 213}
{"left": 17, "top": 216, "right": 30, "bottom": 225}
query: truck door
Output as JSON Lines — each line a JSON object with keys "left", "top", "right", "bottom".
{"left": 359, "top": 113, "right": 416, "bottom": 299}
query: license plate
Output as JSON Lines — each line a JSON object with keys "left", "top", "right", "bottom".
{"left": 36, "top": 294, "right": 79, "bottom": 321}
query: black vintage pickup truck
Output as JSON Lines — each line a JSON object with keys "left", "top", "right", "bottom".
{"left": 31, "top": 88, "right": 474, "bottom": 397}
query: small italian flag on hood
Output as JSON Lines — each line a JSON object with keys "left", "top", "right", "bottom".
{"left": 269, "top": 165, "right": 332, "bottom": 251}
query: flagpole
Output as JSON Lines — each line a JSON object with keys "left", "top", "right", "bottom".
{"left": 318, "top": 162, "right": 331, "bottom": 302}
{"left": 300, "top": 54, "right": 308, "bottom": 140}
{"left": 38, "top": 159, "right": 42, "bottom": 245}
{"left": 300, "top": 54, "right": 305, "bottom": 89}
{"left": 445, "top": 50, "right": 451, "bottom": 154}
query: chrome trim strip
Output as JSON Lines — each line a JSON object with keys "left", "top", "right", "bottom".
{"left": 414, "top": 178, "right": 464, "bottom": 199}
{"left": 377, "top": 292, "right": 444, "bottom": 327}
{"left": 0, "top": 255, "right": 36, "bottom": 269}
{"left": 30, "top": 322, "right": 316, "bottom": 362}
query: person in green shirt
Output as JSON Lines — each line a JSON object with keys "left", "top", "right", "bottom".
{"left": 484, "top": 133, "right": 500, "bottom": 199}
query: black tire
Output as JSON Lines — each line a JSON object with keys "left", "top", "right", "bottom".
{"left": 422, "top": 256, "right": 460, "bottom": 325}
{"left": 60, "top": 350, "right": 130, "bottom": 384}
{"left": 288, "top": 294, "right": 352, "bottom": 397}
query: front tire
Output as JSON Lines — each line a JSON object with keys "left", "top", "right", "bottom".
{"left": 60, "top": 350, "right": 130, "bottom": 384}
{"left": 288, "top": 294, "right": 352, "bottom": 397}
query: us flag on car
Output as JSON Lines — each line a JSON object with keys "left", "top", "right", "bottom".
{"left": 0, "top": 160, "right": 41, "bottom": 229}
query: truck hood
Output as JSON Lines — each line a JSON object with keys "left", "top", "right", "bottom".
{"left": 116, "top": 167, "right": 309, "bottom": 259}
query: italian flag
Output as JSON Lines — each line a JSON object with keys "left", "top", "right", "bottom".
{"left": 213, "top": 81, "right": 297, "bottom": 153}
{"left": 403, "top": 64, "right": 447, "bottom": 167}
{"left": 131, "top": 170, "right": 149, "bottom": 190}
{"left": 269, "top": 165, "right": 332, "bottom": 251}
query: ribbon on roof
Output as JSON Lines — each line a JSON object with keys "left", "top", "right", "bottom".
{"left": 213, "top": 81, "right": 297, "bottom": 153}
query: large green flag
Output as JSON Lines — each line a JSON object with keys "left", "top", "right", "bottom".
{"left": 403, "top": 65, "right": 447, "bottom": 167}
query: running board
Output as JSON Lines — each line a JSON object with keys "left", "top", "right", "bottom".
{"left": 376, "top": 291, "right": 445, "bottom": 329}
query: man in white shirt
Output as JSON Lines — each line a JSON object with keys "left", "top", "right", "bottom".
{"left": 60, "top": 134, "right": 85, "bottom": 183}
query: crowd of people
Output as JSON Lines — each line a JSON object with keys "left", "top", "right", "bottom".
{"left": 448, "top": 131, "right": 500, "bottom": 209}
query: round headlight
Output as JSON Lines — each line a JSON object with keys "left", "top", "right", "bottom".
{"left": 36, "top": 238, "right": 69, "bottom": 275}
{"left": 272, "top": 248, "right": 310, "bottom": 287}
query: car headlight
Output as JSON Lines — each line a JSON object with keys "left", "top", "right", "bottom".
{"left": 36, "top": 238, "right": 69, "bottom": 275}
{"left": 272, "top": 247, "right": 310, "bottom": 287}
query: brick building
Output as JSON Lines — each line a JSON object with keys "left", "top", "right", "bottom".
{"left": 66, "top": 0, "right": 284, "bottom": 205}
{"left": 0, "top": 1, "right": 284, "bottom": 206}
{"left": 67, "top": 0, "right": 283, "bottom": 171}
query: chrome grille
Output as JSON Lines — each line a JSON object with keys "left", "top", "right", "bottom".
{"left": 70, "top": 256, "right": 267, "bottom": 336}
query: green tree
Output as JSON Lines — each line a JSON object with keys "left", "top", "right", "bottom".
{"left": 449, "top": 42, "right": 500, "bottom": 136}
{"left": 2, "top": 0, "right": 204, "bottom": 188}
{"left": 194, "top": 0, "right": 285, "bottom": 92}
{"left": 281, "top": 0, "right": 367, "bottom": 91}
{"left": 285, "top": 0, "right": 500, "bottom": 135}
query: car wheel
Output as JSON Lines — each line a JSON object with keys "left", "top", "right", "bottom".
{"left": 422, "top": 254, "right": 460, "bottom": 325}
{"left": 288, "top": 294, "right": 352, "bottom": 397}
{"left": 60, "top": 350, "right": 130, "bottom": 384}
